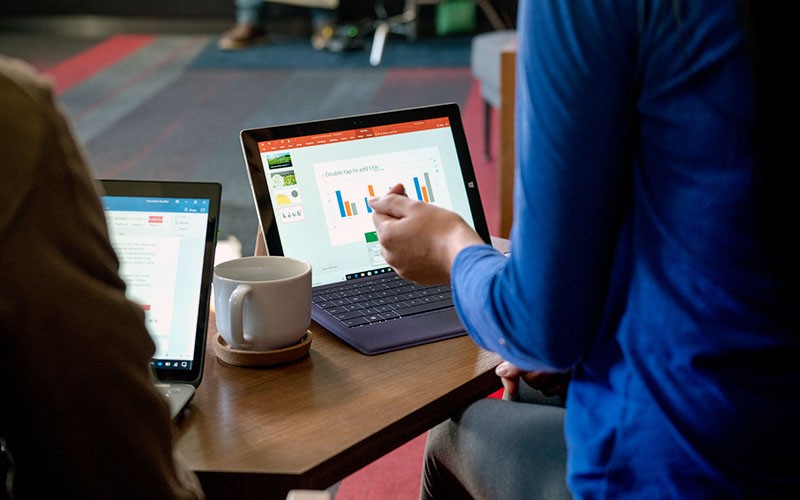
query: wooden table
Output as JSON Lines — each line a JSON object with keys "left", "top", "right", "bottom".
{"left": 175, "top": 239, "right": 508, "bottom": 499}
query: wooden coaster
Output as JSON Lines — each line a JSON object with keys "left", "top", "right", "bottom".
{"left": 212, "top": 331, "right": 312, "bottom": 367}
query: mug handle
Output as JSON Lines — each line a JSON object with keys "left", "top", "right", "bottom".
{"left": 228, "top": 284, "right": 252, "bottom": 349}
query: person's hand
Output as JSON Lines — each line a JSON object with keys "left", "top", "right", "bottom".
{"left": 495, "top": 361, "right": 571, "bottom": 401}
{"left": 369, "top": 184, "right": 484, "bottom": 285}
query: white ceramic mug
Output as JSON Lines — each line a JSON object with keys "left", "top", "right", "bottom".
{"left": 213, "top": 256, "right": 311, "bottom": 351}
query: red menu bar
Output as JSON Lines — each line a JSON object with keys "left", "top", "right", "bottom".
{"left": 258, "top": 117, "right": 450, "bottom": 153}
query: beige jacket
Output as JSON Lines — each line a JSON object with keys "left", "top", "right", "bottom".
{"left": 0, "top": 55, "right": 203, "bottom": 499}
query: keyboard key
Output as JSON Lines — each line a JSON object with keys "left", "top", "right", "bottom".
{"left": 343, "top": 317, "right": 370, "bottom": 327}
{"left": 393, "top": 299, "right": 453, "bottom": 317}
{"left": 337, "top": 309, "right": 370, "bottom": 320}
{"left": 314, "top": 276, "right": 454, "bottom": 327}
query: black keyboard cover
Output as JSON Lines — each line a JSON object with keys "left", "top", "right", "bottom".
{"left": 312, "top": 274, "right": 453, "bottom": 328}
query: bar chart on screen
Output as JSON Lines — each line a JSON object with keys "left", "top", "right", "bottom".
{"left": 314, "top": 147, "right": 453, "bottom": 246}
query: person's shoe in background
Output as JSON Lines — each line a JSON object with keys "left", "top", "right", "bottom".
{"left": 218, "top": 23, "right": 267, "bottom": 50}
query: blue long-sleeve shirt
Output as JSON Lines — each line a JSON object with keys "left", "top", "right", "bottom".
{"left": 451, "top": 1, "right": 800, "bottom": 497}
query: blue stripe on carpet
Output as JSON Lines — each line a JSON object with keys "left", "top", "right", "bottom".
{"left": 190, "top": 35, "right": 472, "bottom": 69}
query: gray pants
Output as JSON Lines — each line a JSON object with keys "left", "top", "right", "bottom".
{"left": 420, "top": 384, "right": 571, "bottom": 500}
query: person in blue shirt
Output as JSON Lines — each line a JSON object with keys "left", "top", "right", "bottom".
{"left": 369, "top": 0, "right": 799, "bottom": 498}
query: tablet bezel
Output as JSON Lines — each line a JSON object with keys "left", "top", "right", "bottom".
{"left": 240, "top": 103, "right": 491, "bottom": 257}
{"left": 98, "top": 179, "right": 221, "bottom": 387}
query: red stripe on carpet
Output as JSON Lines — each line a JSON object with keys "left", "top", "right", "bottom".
{"left": 70, "top": 36, "right": 209, "bottom": 124}
{"left": 335, "top": 389, "right": 504, "bottom": 498}
{"left": 336, "top": 432, "right": 427, "bottom": 500}
{"left": 44, "top": 34, "right": 156, "bottom": 95}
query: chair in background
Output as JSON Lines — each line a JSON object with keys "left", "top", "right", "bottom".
{"left": 470, "top": 28, "right": 516, "bottom": 160}
{"left": 470, "top": 28, "right": 517, "bottom": 237}
{"left": 369, "top": 0, "right": 442, "bottom": 66}
{"left": 369, "top": 0, "right": 508, "bottom": 66}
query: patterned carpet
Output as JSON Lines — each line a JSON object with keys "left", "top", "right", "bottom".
{"left": 0, "top": 32, "right": 500, "bottom": 256}
{"left": 0, "top": 28, "right": 503, "bottom": 499}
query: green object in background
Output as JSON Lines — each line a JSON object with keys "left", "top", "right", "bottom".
{"left": 436, "top": 0, "right": 477, "bottom": 36}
